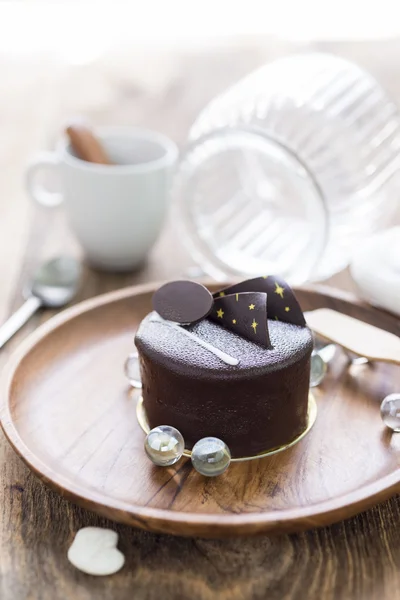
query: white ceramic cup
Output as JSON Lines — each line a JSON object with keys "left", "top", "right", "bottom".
{"left": 25, "top": 127, "right": 178, "bottom": 271}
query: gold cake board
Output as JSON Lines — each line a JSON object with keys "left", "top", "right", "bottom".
{"left": 136, "top": 393, "right": 317, "bottom": 462}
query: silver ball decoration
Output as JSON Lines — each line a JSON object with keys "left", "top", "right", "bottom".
{"left": 380, "top": 394, "right": 400, "bottom": 432}
{"left": 124, "top": 350, "right": 142, "bottom": 389}
{"left": 144, "top": 426, "right": 185, "bottom": 466}
{"left": 191, "top": 437, "right": 231, "bottom": 476}
{"left": 310, "top": 350, "right": 327, "bottom": 388}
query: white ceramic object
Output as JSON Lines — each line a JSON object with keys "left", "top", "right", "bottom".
{"left": 67, "top": 527, "right": 125, "bottom": 576}
{"left": 26, "top": 127, "right": 178, "bottom": 272}
{"left": 350, "top": 228, "right": 400, "bottom": 317}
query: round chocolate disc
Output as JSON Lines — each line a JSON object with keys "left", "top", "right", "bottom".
{"left": 152, "top": 280, "right": 213, "bottom": 324}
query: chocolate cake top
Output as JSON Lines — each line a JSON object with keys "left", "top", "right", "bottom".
{"left": 135, "top": 313, "right": 313, "bottom": 381}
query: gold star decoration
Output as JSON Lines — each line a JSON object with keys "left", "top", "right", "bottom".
{"left": 232, "top": 319, "right": 237, "bottom": 324}
{"left": 251, "top": 319, "right": 258, "bottom": 333}
{"left": 217, "top": 308, "right": 224, "bottom": 318}
{"left": 275, "top": 282, "right": 284, "bottom": 298}
{"left": 211, "top": 276, "right": 305, "bottom": 339}
{"left": 219, "top": 292, "right": 225, "bottom": 297}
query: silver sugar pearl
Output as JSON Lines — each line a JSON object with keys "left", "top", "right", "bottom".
{"left": 191, "top": 437, "right": 231, "bottom": 477}
{"left": 124, "top": 351, "right": 142, "bottom": 389}
{"left": 310, "top": 350, "right": 327, "bottom": 388}
{"left": 380, "top": 394, "right": 400, "bottom": 432}
{"left": 145, "top": 426, "right": 185, "bottom": 466}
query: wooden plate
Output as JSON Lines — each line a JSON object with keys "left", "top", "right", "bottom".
{"left": 1, "top": 282, "right": 400, "bottom": 538}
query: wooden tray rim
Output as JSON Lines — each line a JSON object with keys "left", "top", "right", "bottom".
{"left": 1, "top": 281, "right": 399, "bottom": 536}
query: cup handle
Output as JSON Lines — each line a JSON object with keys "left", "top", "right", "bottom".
{"left": 25, "top": 152, "right": 63, "bottom": 207}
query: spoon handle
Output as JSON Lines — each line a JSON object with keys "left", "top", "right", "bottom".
{"left": 0, "top": 296, "right": 42, "bottom": 349}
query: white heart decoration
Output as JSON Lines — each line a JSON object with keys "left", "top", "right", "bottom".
{"left": 67, "top": 527, "right": 125, "bottom": 576}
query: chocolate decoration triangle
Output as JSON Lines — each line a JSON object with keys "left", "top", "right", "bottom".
{"left": 209, "top": 292, "right": 271, "bottom": 348}
{"left": 214, "top": 276, "right": 306, "bottom": 327}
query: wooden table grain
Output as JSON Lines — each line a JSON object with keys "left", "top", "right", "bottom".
{"left": 1, "top": 39, "right": 400, "bottom": 600}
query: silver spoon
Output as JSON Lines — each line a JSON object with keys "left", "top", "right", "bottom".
{"left": 0, "top": 256, "right": 81, "bottom": 349}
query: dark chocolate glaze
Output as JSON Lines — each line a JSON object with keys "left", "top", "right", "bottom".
{"left": 135, "top": 313, "right": 313, "bottom": 458}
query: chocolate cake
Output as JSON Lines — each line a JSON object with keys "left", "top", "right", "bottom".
{"left": 135, "top": 276, "right": 313, "bottom": 458}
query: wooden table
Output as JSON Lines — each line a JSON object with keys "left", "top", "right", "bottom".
{"left": 1, "top": 39, "right": 400, "bottom": 600}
